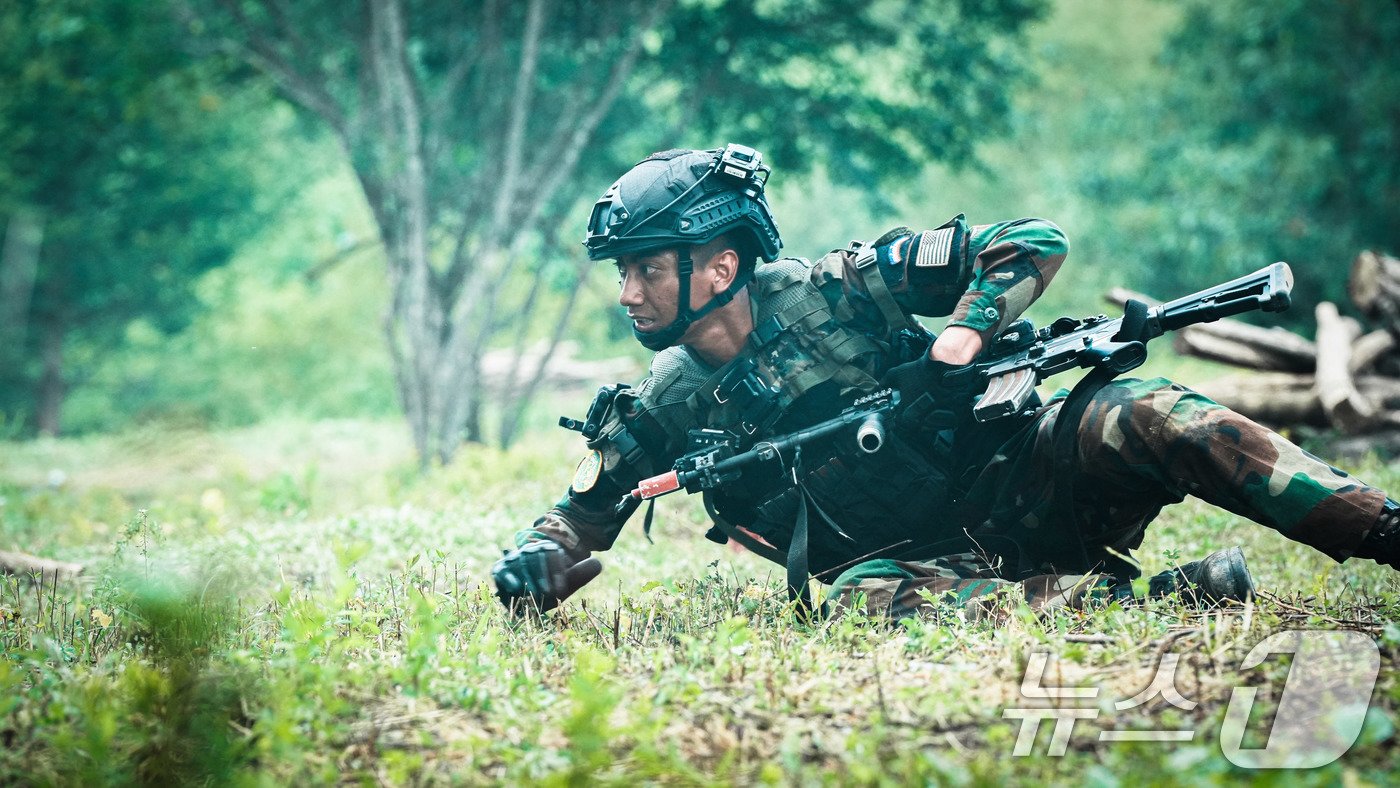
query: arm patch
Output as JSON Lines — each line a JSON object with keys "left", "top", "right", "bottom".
{"left": 911, "top": 227, "right": 956, "bottom": 268}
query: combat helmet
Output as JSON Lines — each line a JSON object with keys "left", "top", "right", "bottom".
{"left": 585, "top": 144, "right": 782, "bottom": 350}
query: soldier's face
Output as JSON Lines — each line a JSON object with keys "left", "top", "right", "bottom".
{"left": 616, "top": 249, "right": 716, "bottom": 339}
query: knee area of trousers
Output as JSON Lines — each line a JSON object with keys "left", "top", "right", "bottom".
{"left": 827, "top": 558, "right": 914, "bottom": 595}
{"left": 1155, "top": 394, "right": 1237, "bottom": 452}
{"left": 1104, "top": 379, "right": 1227, "bottom": 448}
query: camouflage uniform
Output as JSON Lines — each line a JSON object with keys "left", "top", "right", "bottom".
{"left": 522, "top": 217, "right": 1391, "bottom": 619}
{"left": 827, "top": 377, "right": 1388, "bottom": 619}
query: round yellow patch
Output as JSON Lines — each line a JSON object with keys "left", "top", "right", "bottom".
{"left": 571, "top": 450, "right": 603, "bottom": 493}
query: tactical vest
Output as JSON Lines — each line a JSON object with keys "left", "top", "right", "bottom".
{"left": 587, "top": 255, "right": 981, "bottom": 574}
{"left": 598, "top": 256, "right": 884, "bottom": 467}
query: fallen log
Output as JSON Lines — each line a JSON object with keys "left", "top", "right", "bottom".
{"left": 1171, "top": 329, "right": 1309, "bottom": 373}
{"left": 1191, "top": 372, "right": 1326, "bottom": 426}
{"left": 480, "top": 341, "right": 638, "bottom": 393}
{"left": 1349, "top": 329, "right": 1396, "bottom": 375}
{"left": 1348, "top": 250, "right": 1400, "bottom": 327}
{"left": 1187, "top": 372, "right": 1400, "bottom": 429}
{"left": 1330, "top": 430, "right": 1400, "bottom": 461}
{"left": 0, "top": 550, "right": 84, "bottom": 578}
{"left": 1314, "top": 302, "right": 1377, "bottom": 434}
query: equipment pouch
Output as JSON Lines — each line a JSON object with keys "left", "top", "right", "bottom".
{"left": 713, "top": 358, "right": 784, "bottom": 437}
{"left": 899, "top": 214, "right": 972, "bottom": 317}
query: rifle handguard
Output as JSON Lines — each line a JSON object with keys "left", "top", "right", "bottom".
{"left": 619, "top": 389, "right": 899, "bottom": 510}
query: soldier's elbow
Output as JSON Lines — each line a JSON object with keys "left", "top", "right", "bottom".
{"left": 1026, "top": 218, "right": 1069, "bottom": 261}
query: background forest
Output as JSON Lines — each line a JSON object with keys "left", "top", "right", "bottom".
{"left": 3, "top": 0, "right": 1395, "bottom": 450}
{"left": 2, "top": 0, "right": 1399, "bottom": 783}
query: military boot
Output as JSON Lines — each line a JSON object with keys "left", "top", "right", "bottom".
{"left": 1354, "top": 498, "right": 1400, "bottom": 569}
{"left": 1147, "top": 546, "right": 1256, "bottom": 606}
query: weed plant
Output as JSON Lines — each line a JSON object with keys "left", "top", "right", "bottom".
{"left": 1, "top": 418, "right": 1397, "bottom": 783}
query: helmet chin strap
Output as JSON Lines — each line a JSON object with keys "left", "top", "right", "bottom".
{"left": 633, "top": 247, "right": 754, "bottom": 352}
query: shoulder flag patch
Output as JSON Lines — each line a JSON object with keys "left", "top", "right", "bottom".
{"left": 914, "top": 227, "right": 956, "bottom": 268}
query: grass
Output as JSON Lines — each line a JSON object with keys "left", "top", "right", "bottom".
{"left": 1, "top": 406, "right": 1398, "bottom": 784}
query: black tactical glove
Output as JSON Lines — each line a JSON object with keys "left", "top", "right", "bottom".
{"left": 880, "top": 354, "right": 979, "bottom": 430}
{"left": 491, "top": 540, "right": 603, "bottom": 613}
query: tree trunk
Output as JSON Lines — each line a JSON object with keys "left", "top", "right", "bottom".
{"left": 0, "top": 550, "right": 83, "bottom": 578}
{"left": 0, "top": 209, "right": 43, "bottom": 352}
{"left": 35, "top": 306, "right": 66, "bottom": 437}
{"left": 208, "top": 0, "right": 666, "bottom": 470}
{"left": 497, "top": 259, "right": 592, "bottom": 448}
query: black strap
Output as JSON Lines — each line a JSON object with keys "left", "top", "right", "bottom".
{"left": 788, "top": 488, "right": 814, "bottom": 617}
{"left": 1049, "top": 365, "right": 1114, "bottom": 573}
{"left": 776, "top": 446, "right": 820, "bottom": 618}
{"left": 1046, "top": 298, "right": 1152, "bottom": 576}
{"left": 1115, "top": 298, "right": 1151, "bottom": 344}
{"left": 642, "top": 498, "right": 656, "bottom": 544}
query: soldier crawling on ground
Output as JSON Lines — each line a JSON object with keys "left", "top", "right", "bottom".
{"left": 492, "top": 143, "right": 1399, "bottom": 620}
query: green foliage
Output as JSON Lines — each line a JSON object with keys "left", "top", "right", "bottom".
{"left": 1070, "top": 0, "right": 1400, "bottom": 323}
{"left": 191, "top": 0, "right": 1050, "bottom": 221}
{"left": 643, "top": 0, "right": 1050, "bottom": 187}
{"left": 2, "top": 421, "right": 1397, "bottom": 781}
{"left": 57, "top": 169, "right": 399, "bottom": 434}
{"left": 180, "top": 0, "right": 1054, "bottom": 458}
{"left": 0, "top": 0, "right": 324, "bottom": 434}
{"left": 559, "top": 646, "right": 623, "bottom": 783}
{"left": 0, "top": 566, "right": 256, "bottom": 784}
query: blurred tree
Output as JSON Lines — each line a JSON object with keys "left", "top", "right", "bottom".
{"left": 189, "top": 0, "right": 1048, "bottom": 464}
{"left": 0, "top": 0, "right": 303, "bottom": 436}
{"left": 1073, "top": 0, "right": 1400, "bottom": 323}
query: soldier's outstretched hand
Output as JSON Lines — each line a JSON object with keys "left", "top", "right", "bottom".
{"left": 491, "top": 540, "right": 603, "bottom": 613}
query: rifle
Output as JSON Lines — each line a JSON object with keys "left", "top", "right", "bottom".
{"left": 617, "top": 388, "right": 899, "bottom": 512}
{"left": 972, "top": 262, "right": 1294, "bottom": 422}
{"left": 615, "top": 262, "right": 1294, "bottom": 507}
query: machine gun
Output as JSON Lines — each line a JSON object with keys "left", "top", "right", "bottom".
{"left": 972, "top": 262, "right": 1294, "bottom": 422}
{"left": 616, "top": 388, "right": 899, "bottom": 514}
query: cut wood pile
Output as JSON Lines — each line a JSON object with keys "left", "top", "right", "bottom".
{"left": 1105, "top": 251, "right": 1400, "bottom": 449}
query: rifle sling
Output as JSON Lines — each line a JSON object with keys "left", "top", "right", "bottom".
{"left": 1048, "top": 365, "right": 1111, "bottom": 575}
{"left": 642, "top": 498, "right": 656, "bottom": 544}
{"left": 787, "top": 487, "right": 823, "bottom": 619}
{"left": 1046, "top": 298, "right": 1153, "bottom": 577}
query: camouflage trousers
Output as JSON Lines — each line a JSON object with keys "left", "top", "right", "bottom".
{"left": 825, "top": 553, "right": 1123, "bottom": 621}
{"left": 828, "top": 377, "right": 1390, "bottom": 619}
